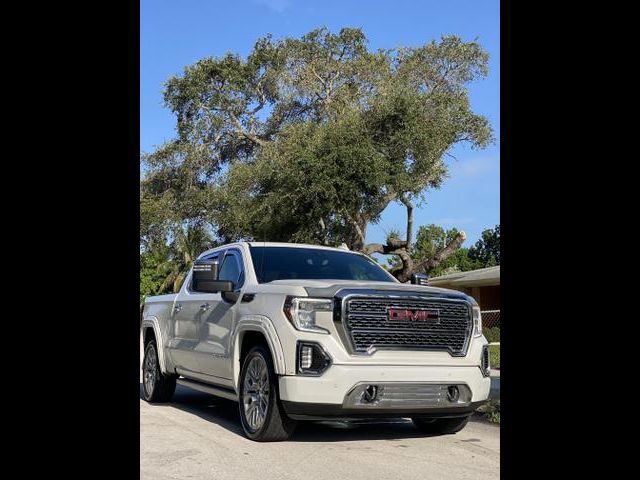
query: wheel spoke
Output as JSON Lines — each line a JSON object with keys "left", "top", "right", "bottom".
{"left": 251, "top": 405, "right": 258, "bottom": 427}
{"left": 244, "top": 376, "right": 254, "bottom": 393}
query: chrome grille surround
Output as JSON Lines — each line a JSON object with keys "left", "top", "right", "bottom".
{"left": 336, "top": 290, "right": 473, "bottom": 356}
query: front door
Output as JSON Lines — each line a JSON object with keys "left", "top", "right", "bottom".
{"left": 167, "top": 252, "right": 221, "bottom": 376}
{"left": 195, "top": 248, "right": 245, "bottom": 381}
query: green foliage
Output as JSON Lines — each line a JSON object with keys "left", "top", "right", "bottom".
{"left": 141, "top": 28, "right": 493, "bottom": 250}
{"left": 394, "top": 224, "right": 484, "bottom": 275}
{"left": 414, "top": 224, "right": 462, "bottom": 261}
{"left": 402, "top": 223, "right": 500, "bottom": 276}
{"left": 483, "top": 327, "right": 500, "bottom": 344}
{"left": 489, "top": 344, "right": 500, "bottom": 369}
{"left": 469, "top": 224, "right": 500, "bottom": 266}
{"left": 478, "top": 400, "right": 500, "bottom": 424}
{"left": 139, "top": 225, "right": 215, "bottom": 305}
{"left": 140, "top": 242, "right": 173, "bottom": 304}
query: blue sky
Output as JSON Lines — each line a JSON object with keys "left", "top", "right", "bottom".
{"left": 141, "top": 0, "right": 500, "bottom": 248}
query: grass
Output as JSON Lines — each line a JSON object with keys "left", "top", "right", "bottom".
{"left": 483, "top": 327, "right": 500, "bottom": 343}
{"left": 476, "top": 400, "right": 500, "bottom": 424}
{"left": 489, "top": 344, "right": 500, "bottom": 369}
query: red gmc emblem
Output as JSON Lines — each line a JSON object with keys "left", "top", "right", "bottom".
{"left": 387, "top": 308, "right": 440, "bottom": 322}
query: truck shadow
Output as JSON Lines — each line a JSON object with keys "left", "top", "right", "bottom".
{"left": 141, "top": 383, "right": 450, "bottom": 442}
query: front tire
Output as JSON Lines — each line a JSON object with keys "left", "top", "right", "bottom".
{"left": 411, "top": 415, "right": 471, "bottom": 434}
{"left": 239, "top": 345, "right": 297, "bottom": 441}
{"left": 142, "top": 340, "right": 176, "bottom": 403}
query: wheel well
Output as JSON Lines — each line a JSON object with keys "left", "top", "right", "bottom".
{"left": 240, "top": 330, "right": 270, "bottom": 365}
{"left": 143, "top": 327, "right": 156, "bottom": 346}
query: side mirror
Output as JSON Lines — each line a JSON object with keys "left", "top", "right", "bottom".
{"left": 411, "top": 272, "right": 429, "bottom": 286}
{"left": 192, "top": 259, "right": 233, "bottom": 293}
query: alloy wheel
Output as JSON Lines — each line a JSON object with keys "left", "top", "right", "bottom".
{"left": 242, "top": 355, "right": 270, "bottom": 431}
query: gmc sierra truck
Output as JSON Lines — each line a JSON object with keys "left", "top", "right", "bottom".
{"left": 141, "top": 242, "right": 491, "bottom": 441}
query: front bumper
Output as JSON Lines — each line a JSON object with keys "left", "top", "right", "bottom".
{"left": 278, "top": 364, "right": 490, "bottom": 419}
{"left": 282, "top": 400, "right": 486, "bottom": 420}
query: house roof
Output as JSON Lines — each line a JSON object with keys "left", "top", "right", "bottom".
{"left": 428, "top": 265, "right": 500, "bottom": 288}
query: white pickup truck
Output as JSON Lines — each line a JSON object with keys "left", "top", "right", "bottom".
{"left": 141, "top": 242, "right": 490, "bottom": 441}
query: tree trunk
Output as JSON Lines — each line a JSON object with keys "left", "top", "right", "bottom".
{"left": 418, "top": 231, "right": 466, "bottom": 273}
{"left": 399, "top": 195, "right": 414, "bottom": 254}
{"left": 354, "top": 192, "right": 465, "bottom": 283}
{"left": 361, "top": 231, "right": 466, "bottom": 283}
{"left": 346, "top": 214, "right": 368, "bottom": 251}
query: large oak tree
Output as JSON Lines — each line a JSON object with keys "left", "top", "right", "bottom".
{"left": 141, "top": 28, "right": 493, "bottom": 281}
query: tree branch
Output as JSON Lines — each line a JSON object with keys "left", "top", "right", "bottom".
{"left": 310, "top": 66, "right": 327, "bottom": 88}
{"left": 389, "top": 248, "right": 414, "bottom": 282}
{"left": 418, "top": 230, "right": 466, "bottom": 273}
{"left": 362, "top": 243, "right": 385, "bottom": 255}
{"left": 228, "top": 112, "right": 267, "bottom": 146}
{"left": 399, "top": 194, "right": 414, "bottom": 253}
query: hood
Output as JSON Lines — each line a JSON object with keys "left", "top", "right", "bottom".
{"left": 266, "top": 279, "right": 474, "bottom": 303}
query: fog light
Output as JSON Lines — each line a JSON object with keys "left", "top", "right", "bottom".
{"left": 481, "top": 345, "right": 490, "bottom": 377}
{"left": 296, "top": 341, "right": 332, "bottom": 376}
{"left": 362, "top": 385, "right": 379, "bottom": 404}
{"left": 447, "top": 385, "right": 460, "bottom": 402}
{"left": 300, "top": 345, "right": 313, "bottom": 369}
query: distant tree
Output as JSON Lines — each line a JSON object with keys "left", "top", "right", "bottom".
{"left": 139, "top": 225, "right": 215, "bottom": 306}
{"left": 468, "top": 224, "right": 500, "bottom": 266}
{"left": 140, "top": 241, "right": 173, "bottom": 304}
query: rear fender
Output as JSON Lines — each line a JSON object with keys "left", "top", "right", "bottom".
{"left": 141, "top": 316, "right": 169, "bottom": 374}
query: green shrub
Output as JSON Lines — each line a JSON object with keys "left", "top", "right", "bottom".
{"left": 489, "top": 344, "right": 500, "bottom": 368}
{"left": 477, "top": 400, "right": 500, "bottom": 424}
{"left": 484, "top": 326, "right": 500, "bottom": 343}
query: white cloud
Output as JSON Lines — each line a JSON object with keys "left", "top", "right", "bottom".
{"left": 252, "top": 0, "right": 292, "bottom": 13}
{"left": 449, "top": 156, "right": 499, "bottom": 177}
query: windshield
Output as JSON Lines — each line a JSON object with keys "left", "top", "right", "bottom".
{"left": 249, "top": 246, "right": 397, "bottom": 283}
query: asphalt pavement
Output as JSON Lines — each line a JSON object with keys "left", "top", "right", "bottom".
{"left": 140, "top": 384, "right": 500, "bottom": 480}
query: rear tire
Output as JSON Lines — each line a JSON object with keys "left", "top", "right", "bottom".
{"left": 142, "top": 340, "right": 176, "bottom": 403}
{"left": 411, "top": 415, "right": 471, "bottom": 434}
{"left": 239, "top": 345, "right": 297, "bottom": 441}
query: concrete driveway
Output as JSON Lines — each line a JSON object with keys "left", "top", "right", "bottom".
{"left": 140, "top": 384, "right": 500, "bottom": 480}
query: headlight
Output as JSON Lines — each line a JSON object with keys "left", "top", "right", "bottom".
{"left": 472, "top": 305, "right": 482, "bottom": 337}
{"left": 283, "top": 296, "right": 333, "bottom": 334}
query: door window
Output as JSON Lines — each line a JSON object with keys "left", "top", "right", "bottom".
{"left": 218, "top": 251, "right": 244, "bottom": 290}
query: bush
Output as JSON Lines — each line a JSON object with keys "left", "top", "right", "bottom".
{"left": 484, "top": 326, "right": 500, "bottom": 343}
{"left": 489, "top": 344, "right": 500, "bottom": 369}
{"left": 477, "top": 400, "right": 500, "bottom": 424}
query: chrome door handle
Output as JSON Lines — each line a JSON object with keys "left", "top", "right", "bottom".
{"left": 200, "top": 303, "right": 210, "bottom": 311}
{"left": 173, "top": 303, "right": 182, "bottom": 313}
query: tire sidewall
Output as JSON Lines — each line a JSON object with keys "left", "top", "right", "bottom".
{"left": 239, "top": 346, "right": 278, "bottom": 440}
{"left": 142, "top": 341, "right": 159, "bottom": 401}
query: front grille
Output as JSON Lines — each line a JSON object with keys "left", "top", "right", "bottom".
{"left": 343, "top": 296, "right": 472, "bottom": 355}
